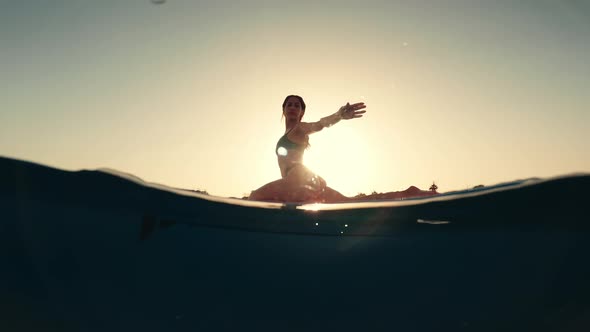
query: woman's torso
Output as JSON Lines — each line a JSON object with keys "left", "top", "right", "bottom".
{"left": 276, "top": 126, "right": 308, "bottom": 178}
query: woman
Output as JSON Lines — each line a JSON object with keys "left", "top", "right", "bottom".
{"left": 249, "top": 95, "right": 366, "bottom": 203}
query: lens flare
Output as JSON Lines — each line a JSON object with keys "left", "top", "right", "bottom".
{"left": 277, "top": 147, "right": 288, "bottom": 156}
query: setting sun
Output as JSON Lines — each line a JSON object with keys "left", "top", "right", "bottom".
{"left": 304, "top": 125, "right": 374, "bottom": 197}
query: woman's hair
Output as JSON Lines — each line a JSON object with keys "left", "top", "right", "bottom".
{"left": 282, "top": 95, "right": 306, "bottom": 111}
{"left": 282, "top": 95, "right": 306, "bottom": 122}
{"left": 281, "top": 95, "right": 310, "bottom": 149}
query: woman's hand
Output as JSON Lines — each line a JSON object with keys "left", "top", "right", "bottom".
{"left": 317, "top": 102, "right": 367, "bottom": 130}
{"left": 339, "top": 102, "right": 367, "bottom": 120}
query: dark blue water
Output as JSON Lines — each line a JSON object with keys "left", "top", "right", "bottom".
{"left": 1, "top": 156, "right": 589, "bottom": 331}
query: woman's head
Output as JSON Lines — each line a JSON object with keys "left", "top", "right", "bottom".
{"left": 282, "top": 95, "right": 306, "bottom": 122}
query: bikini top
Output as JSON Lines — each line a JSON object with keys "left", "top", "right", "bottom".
{"left": 276, "top": 128, "right": 306, "bottom": 156}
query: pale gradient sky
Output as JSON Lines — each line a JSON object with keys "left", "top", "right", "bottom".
{"left": 1, "top": 0, "right": 589, "bottom": 198}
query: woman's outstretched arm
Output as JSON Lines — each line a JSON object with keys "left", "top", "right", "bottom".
{"left": 299, "top": 102, "right": 366, "bottom": 134}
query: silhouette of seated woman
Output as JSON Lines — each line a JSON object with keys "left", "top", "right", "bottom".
{"left": 249, "top": 95, "right": 366, "bottom": 203}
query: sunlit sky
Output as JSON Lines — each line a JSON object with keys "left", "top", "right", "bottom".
{"left": 1, "top": 0, "right": 589, "bottom": 198}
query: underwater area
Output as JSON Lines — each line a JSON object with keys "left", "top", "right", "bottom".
{"left": 1, "top": 156, "right": 589, "bottom": 331}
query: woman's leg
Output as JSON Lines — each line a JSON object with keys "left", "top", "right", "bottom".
{"left": 248, "top": 178, "right": 287, "bottom": 202}
{"left": 321, "top": 186, "right": 350, "bottom": 203}
{"left": 249, "top": 164, "right": 349, "bottom": 203}
{"left": 248, "top": 176, "right": 319, "bottom": 202}
{"left": 286, "top": 165, "right": 350, "bottom": 202}
{"left": 249, "top": 165, "right": 321, "bottom": 202}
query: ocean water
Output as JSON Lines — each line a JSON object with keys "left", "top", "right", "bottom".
{"left": 1, "top": 156, "right": 589, "bottom": 331}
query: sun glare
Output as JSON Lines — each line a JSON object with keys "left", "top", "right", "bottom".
{"left": 304, "top": 126, "right": 372, "bottom": 196}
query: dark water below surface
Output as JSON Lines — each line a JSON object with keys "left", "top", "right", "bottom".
{"left": 1, "top": 156, "right": 589, "bottom": 331}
